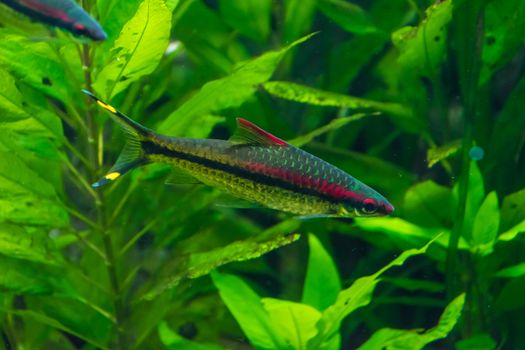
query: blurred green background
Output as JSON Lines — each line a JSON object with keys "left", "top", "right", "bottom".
{"left": 0, "top": 0, "right": 524, "bottom": 349}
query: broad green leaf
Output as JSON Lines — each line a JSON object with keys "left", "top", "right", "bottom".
{"left": 262, "top": 81, "right": 412, "bottom": 120}
{"left": 455, "top": 334, "right": 497, "bottom": 350}
{"left": 158, "top": 33, "right": 316, "bottom": 137}
{"left": 0, "top": 255, "right": 63, "bottom": 295}
{"left": 427, "top": 140, "right": 462, "bottom": 168}
{"left": 0, "top": 149, "right": 67, "bottom": 227}
{"left": 262, "top": 298, "right": 322, "bottom": 348}
{"left": 283, "top": 0, "right": 317, "bottom": 43}
{"left": 500, "top": 188, "right": 525, "bottom": 231}
{"left": 219, "top": 0, "right": 272, "bottom": 42}
{"left": 392, "top": 0, "right": 453, "bottom": 76}
{"left": 403, "top": 180, "right": 455, "bottom": 228}
{"left": 0, "top": 223, "right": 61, "bottom": 264}
{"left": 480, "top": 1, "right": 525, "bottom": 84}
{"left": 143, "top": 220, "right": 301, "bottom": 300}
{"left": 308, "top": 238, "right": 438, "bottom": 349}
{"left": 211, "top": 271, "right": 287, "bottom": 350}
{"left": 96, "top": 0, "right": 143, "bottom": 48}
{"left": 318, "top": 0, "right": 377, "bottom": 34}
{"left": 93, "top": 0, "right": 173, "bottom": 98}
{"left": 289, "top": 114, "right": 369, "bottom": 147}
{"left": 0, "top": 31, "right": 77, "bottom": 99}
{"left": 302, "top": 234, "right": 341, "bottom": 311}
{"left": 357, "top": 293, "right": 465, "bottom": 350}
{"left": 494, "top": 262, "right": 525, "bottom": 279}
{"left": 471, "top": 191, "right": 499, "bottom": 254}
{"left": 158, "top": 321, "right": 225, "bottom": 350}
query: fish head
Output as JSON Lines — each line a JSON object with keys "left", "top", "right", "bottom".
{"left": 337, "top": 185, "right": 394, "bottom": 217}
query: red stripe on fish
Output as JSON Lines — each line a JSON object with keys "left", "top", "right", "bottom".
{"left": 244, "top": 162, "right": 367, "bottom": 203}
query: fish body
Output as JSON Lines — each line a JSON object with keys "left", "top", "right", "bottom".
{"left": 1, "top": 0, "right": 107, "bottom": 40}
{"left": 83, "top": 90, "right": 394, "bottom": 218}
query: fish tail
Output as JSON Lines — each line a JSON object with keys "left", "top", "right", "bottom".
{"left": 82, "top": 90, "right": 150, "bottom": 188}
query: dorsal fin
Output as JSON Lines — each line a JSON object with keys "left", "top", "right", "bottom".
{"left": 229, "top": 118, "right": 287, "bottom": 146}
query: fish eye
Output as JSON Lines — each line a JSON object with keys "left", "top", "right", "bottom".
{"left": 361, "top": 199, "right": 378, "bottom": 214}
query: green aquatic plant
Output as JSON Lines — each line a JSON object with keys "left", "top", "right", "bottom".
{"left": 0, "top": 0, "right": 524, "bottom": 349}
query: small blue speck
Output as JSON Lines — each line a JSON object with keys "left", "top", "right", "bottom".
{"left": 469, "top": 146, "right": 484, "bottom": 161}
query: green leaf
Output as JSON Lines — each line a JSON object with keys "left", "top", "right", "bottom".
{"left": 327, "top": 33, "right": 387, "bottom": 92}
{"left": 455, "top": 334, "right": 497, "bottom": 350}
{"left": 158, "top": 33, "right": 316, "bottom": 137}
{"left": 0, "top": 31, "right": 77, "bottom": 99}
{"left": 427, "top": 140, "right": 462, "bottom": 168}
{"left": 471, "top": 191, "right": 499, "bottom": 254}
{"left": 219, "top": 0, "right": 272, "bottom": 42}
{"left": 480, "top": 1, "right": 525, "bottom": 84}
{"left": 283, "top": 0, "right": 317, "bottom": 43}
{"left": 353, "top": 217, "right": 453, "bottom": 249}
{"left": 456, "top": 161, "right": 485, "bottom": 243}
{"left": 302, "top": 234, "right": 341, "bottom": 311}
{"left": 211, "top": 271, "right": 288, "bottom": 350}
{"left": 308, "top": 238, "right": 438, "bottom": 349}
{"left": 289, "top": 113, "right": 369, "bottom": 147}
{"left": 500, "top": 188, "right": 525, "bottom": 232}
{"left": 158, "top": 321, "right": 225, "bottom": 350}
{"left": 93, "top": 0, "right": 173, "bottom": 99}
{"left": 143, "top": 220, "right": 301, "bottom": 300}
{"left": 381, "top": 277, "right": 444, "bottom": 293}
{"left": 494, "top": 262, "right": 525, "bottom": 279}
{"left": 498, "top": 219, "right": 525, "bottom": 242}
{"left": 0, "top": 223, "right": 60, "bottom": 264}
{"left": 403, "top": 180, "right": 455, "bottom": 228}
{"left": 318, "top": 0, "right": 377, "bottom": 34}
{"left": 262, "top": 298, "right": 322, "bottom": 348}
{"left": 391, "top": 0, "right": 453, "bottom": 77}
{"left": 262, "top": 81, "right": 412, "bottom": 120}
{"left": 357, "top": 293, "right": 465, "bottom": 350}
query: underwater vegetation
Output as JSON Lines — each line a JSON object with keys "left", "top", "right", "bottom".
{"left": 0, "top": 0, "right": 524, "bottom": 349}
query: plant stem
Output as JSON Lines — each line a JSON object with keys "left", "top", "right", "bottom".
{"left": 79, "top": 23, "right": 126, "bottom": 346}
{"left": 446, "top": 0, "right": 485, "bottom": 303}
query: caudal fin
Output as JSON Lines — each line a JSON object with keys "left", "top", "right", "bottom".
{"left": 82, "top": 90, "right": 150, "bottom": 188}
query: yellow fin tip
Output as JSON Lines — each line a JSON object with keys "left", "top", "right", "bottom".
{"left": 104, "top": 172, "right": 121, "bottom": 181}
{"left": 96, "top": 100, "right": 117, "bottom": 114}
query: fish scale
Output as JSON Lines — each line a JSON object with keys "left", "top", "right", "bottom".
{"left": 82, "top": 90, "right": 394, "bottom": 217}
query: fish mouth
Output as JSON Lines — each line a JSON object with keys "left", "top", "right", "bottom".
{"left": 384, "top": 202, "right": 395, "bottom": 215}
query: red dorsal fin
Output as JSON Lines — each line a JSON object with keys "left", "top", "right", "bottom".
{"left": 230, "top": 118, "right": 287, "bottom": 146}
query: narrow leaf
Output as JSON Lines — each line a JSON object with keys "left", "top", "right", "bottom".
{"left": 494, "top": 262, "right": 525, "bottom": 279}
{"left": 427, "top": 140, "right": 462, "bottom": 168}
{"left": 262, "top": 81, "right": 412, "bottom": 119}
{"left": 158, "top": 33, "right": 316, "bottom": 137}
{"left": 357, "top": 294, "right": 465, "bottom": 350}
{"left": 308, "top": 237, "right": 439, "bottom": 349}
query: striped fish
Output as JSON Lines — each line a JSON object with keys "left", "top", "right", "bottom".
{"left": 1, "top": 0, "right": 106, "bottom": 40}
{"left": 83, "top": 90, "right": 394, "bottom": 218}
